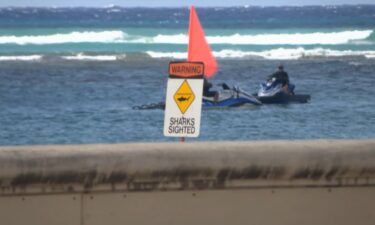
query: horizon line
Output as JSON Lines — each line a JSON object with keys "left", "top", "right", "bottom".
{"left": 0, "top": 4, "right": 374, "bottom": 9}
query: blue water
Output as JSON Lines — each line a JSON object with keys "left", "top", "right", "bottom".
{"left": 1, "top": 6, "right": 375, "bottom": 56}
{"left": 0, "top": 6, "right": 375, "bottom": 145}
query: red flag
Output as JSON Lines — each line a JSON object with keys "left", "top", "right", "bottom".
{"left": 187, "top": 6, "right": 218, "bottom": 78}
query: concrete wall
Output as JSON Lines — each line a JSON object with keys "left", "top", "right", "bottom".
{"left": 0, "top": 140, "right": 374, "bottom": 225}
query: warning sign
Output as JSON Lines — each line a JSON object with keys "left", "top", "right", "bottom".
{"left": 169, "top": 62, "right": 204, "bottom": 78}
{"left": 164, "top": 62, "right": 204, "bottom": 138}
{"left": 173, "top": 80, "right": 195, "bottom": 114}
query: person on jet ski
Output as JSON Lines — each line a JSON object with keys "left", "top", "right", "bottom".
{"left": 268, "top": 65, "right": 292, "bottom": 94}
{"left": 203, "top": 77, "right": 219, "bottom": 101}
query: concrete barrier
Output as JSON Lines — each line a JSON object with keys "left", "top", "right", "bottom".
{"left": 0, "top": 140, "right": 374, "bottom": 225}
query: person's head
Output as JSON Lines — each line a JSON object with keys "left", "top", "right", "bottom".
{"left": 278, "top": 65, "right": 284, "bottom": 71}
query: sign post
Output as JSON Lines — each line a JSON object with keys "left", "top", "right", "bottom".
{"left": 164, "top": 62, "right": 204, "bottom": 139}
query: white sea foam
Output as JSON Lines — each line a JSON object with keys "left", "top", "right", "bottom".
{"left": 211, "top": 30, "right": 372, "bottom": 45}
{"left": 146, "top": 51, "right": 187, "bottom": 59}
{"left": 1, "top": 48, "right": 374, "bottom": 62}
{"left": 62, "top": 53, "right": 125, "bottom": 61}
{"left": 0, "top": 31, "right": 125, "bottom": 45}
{"left": 224, "top": 48, "right": 375, "bottom": 59}
{"left": 141, "top": 30, "right": 373, "bottom": 45}
{"left": 0, "top": 30, "right": 372, "bottom": 45}
{"left": 0, "top": 55, "right": 42, "bottom": 61}
{"left": 0, "top": 54, "right": 126, "bottom": 61}
{"left": 146, "top": 48, "right": 375, "bottom": 60}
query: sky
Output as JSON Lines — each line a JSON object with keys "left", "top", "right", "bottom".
{"left": 0, "top": 0, "right": 375, "bottom": 7}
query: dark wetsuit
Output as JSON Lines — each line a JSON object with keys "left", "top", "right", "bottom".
{"left": 269, "top": 70, "right": 289, "bottom": 87}
{"left": 203, "top": 78, "right": 218, "bottom": 97}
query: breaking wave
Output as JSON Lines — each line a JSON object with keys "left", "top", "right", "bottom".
{"left": 0, "top": 55, "right": 42, "bottom": 61}
{"left": 0, "top": 30, "right": 372, "bottom": 45}
{"left": 0, "top": 31, "right": 125, "bottom": 45}
{"left": 2, "top": 48, "right": 375, "bottom": 61}
{"left": 147, "top": 48, "right": 375, "bottom": 60}
{"left": 145, "top": 30, "right": 373, "bottom": 45}
{"left": 62, "top": 53, "right": 126, "bottom": 61}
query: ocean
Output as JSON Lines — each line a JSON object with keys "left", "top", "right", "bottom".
{"left": 0, "top": 5, "right": 374, "bottom": 145}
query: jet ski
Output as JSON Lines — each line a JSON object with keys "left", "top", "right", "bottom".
{"left": 133, "top": 84, "right": 261, "bottom": 110}
{"left": 256, "top": 78, "right": 310, "bottom": 104}
{"left": 203, "top": 84, "right": 262, "bottom": 108}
